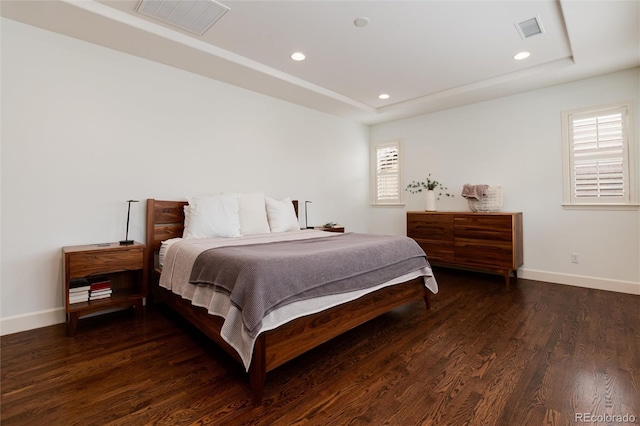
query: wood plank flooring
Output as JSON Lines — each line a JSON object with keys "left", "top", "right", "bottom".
{"left": 2, "top": 268, "right": 639, "bottom": 425}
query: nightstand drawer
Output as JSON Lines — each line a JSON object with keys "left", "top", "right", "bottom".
{"left": 69, "top": 248, "right": 143, "bottom": 278}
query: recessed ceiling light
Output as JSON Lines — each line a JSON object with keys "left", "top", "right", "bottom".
{"left": 379, "top": 94, "right": 390, "bottom": 100}
{"left": 514, "top": 51, "right": 531, "bottom": 60}
{"left": 354, "top": 17, "right": 370, "bottom": 28}
{"left": 291, "top": 52, "right": 306, "bottom": 61}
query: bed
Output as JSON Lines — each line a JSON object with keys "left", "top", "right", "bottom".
{"left": 145, "top": 197, "right": 438, "bottom": 404}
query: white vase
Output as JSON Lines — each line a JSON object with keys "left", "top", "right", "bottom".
{"left": 425, "top": 190, "right": 437, "bottom": 211}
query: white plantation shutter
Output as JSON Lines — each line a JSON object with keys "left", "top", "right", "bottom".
{"left": 564, "top": 104, "right": 635, "bottom": 205}
{"left": 571, "top": 109, "right": 626, "bottom": 199}
{"left": 374, "top": 141, "right": 402, "bottom": 204}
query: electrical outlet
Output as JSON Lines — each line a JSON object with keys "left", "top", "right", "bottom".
{"left": 571, "top": 253, "right": 580, "bottom": 263}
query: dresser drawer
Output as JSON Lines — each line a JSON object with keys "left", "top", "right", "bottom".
{"left": 454, "top": 238, "right": 515, "bottom": 268}
{"left": 454, "top": 215, "right": 513, "bottom": 240}
{"left": 415, "top": 239, "right": 454, "bottom": 262}
{"left": 407, "top": 213, "right": 454, "bottom": 240}
{"left": 68, "top": 248, "right": 143, "bottom": 279}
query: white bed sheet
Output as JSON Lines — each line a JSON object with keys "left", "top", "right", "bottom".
{"left": 160, "top": 230, "right": 438, "bottom": 370}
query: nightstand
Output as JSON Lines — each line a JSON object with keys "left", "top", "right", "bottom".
{"left": 62, "top": 242, "right": 147, "bottom": 335}
{"left": 314, "top": 226, "right": 345, "bottom": 233}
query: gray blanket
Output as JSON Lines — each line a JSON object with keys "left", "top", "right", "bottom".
{"left": 189, "top": 233, "right": 429, "bottom": 336}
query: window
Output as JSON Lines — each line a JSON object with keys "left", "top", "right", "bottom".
{"left": 562, "top": 103, "right": 637, "bottom": 207}
{"left": 372, "top": 141, "right": 402, "bottom": 205}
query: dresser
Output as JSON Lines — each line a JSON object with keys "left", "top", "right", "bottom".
{"left": 407, "top": 212, "right": 523, "bottom": 286}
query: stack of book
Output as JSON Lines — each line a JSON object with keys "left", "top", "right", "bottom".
{"left": 69, "top": 278, "right": 90, "bottom": 304}
{"left": 89, "top": 276, "right": 112, "bottom": 301}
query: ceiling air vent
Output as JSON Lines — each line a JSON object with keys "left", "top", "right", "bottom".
{"left": 136, "top": 0, "right": 230, "bottom": 36}
{"left": 515, "top": 16, "right": 544, "bottom": 39}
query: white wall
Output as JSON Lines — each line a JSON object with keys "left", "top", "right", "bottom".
{"left": 371, "top": 68, "right": 640, "bottom": 294}
{"left": 0, "top": 19, "right": 370, "bottom": 334}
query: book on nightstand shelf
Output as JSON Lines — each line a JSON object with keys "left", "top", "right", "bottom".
{"left": 69, "top": 278, "right": 90, "bottom": 303}
{"left": 69, "top": 278, "right": 90, "bottom": 291}
{"left": 69, "top": 292, "right": 88, "bottom": 301}
{"left": 88, "top": 276, "right": 112, "bottom": 301}
{"left": 90, "top": 282, "right": 111, "bottom": 292}
{"left": 90, "top": 292, "right": 112, "bottom": 301}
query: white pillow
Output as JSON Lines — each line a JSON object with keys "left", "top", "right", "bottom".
{"left": 239, "top": 192, "right": 270, "bottom": 235}
{"left": 159, "top": 238, "right": 181, "bottom": 268}
{"left": 182, "top": 193, "right": 241, "bottom": 239}
{"left": 265, "top": 197, "right": 299, "bottom": 232}
{"left": 183, "top": 205, "right": 191, "bottom": 236}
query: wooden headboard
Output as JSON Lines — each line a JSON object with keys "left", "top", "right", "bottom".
{"left": 145, "top": 199, "right": 299, "bottom": 280}
{"left": 145, "top": 199, "right": 187, "bottom": 278}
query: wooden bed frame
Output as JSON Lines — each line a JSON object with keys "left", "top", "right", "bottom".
{"left": 145, "top": 198, "right": 430, "bottom": 405}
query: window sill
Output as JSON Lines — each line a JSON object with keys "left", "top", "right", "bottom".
{"left": 372, "top": 203, "right": 406, "bottom": 207}
{"left": 562, "top": 203, "right": 640, "bottom": 211}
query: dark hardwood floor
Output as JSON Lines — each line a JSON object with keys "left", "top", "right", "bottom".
{"left": 2, "top": 268, "right": 639, "bottom": 425}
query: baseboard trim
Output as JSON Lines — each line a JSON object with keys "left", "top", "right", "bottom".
{"left": 1, "top": 307, "right": 66, "bottom": 336}
{"left": 0, "top": 305, "right": 144, "bottom": 336}
{"left": 519, "top": 269, "right": 640, "bottom": 295}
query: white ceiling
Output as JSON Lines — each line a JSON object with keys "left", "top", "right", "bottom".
{"left": 2, "top": 0, "right": 639, "bottom": 124}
